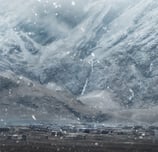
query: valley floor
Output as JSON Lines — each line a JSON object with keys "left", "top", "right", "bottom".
{"left": 0, "top": 125, "right": 158, "bottom": 152}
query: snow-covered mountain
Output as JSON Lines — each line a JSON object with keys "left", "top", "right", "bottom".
{"left": 0, "top": 0, "right": 158, "bottom": 125}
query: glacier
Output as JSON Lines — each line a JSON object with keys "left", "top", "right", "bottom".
{"left": 0, "top": 0, "right": 158, "bottom": 125}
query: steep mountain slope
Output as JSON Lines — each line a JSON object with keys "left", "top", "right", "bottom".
{"left": 0, "top": 71, "right": 108, "bottom": 126}
{"left": 0, "top": 0, "right": 158, "bottom": 125}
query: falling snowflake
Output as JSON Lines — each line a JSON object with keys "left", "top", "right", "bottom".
{"left": 32, "top": 115, "right": 37, "bottom": 121}
{"left": 91, "top": 53, "right": 95, "bottom": 57}
{"left": 71, "top": 1, "right": 76, "bottom": 6}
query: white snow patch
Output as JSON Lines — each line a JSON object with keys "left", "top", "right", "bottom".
{"left": 46, "top": 82, "right": 63, "bottom": 91}
{"left": 78, "top": 90, "right": 120, "bottom": 112}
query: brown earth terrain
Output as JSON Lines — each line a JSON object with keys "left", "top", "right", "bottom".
{"left": 0, "top": 126, "right": 158, "bottom": 152}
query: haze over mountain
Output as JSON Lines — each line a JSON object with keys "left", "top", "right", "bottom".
{"left": 0, "top": 0, "right": 158, "bottom": 126}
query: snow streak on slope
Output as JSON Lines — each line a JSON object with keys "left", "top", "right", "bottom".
{"left": 0, "top": 0, "right": 158, "bottom": 125}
